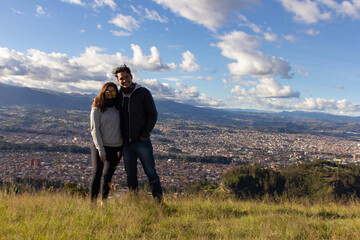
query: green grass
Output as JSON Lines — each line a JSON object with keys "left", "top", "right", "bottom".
{"left": 1, "top": 192, "right": 360, "bottom": 239}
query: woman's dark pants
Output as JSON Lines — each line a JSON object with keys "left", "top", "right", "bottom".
{"left": 90, "top": 144, "right": 122, "bottom": 201}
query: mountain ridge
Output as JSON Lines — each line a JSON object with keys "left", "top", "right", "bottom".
{"left": 1, "top": 83, "right": 360, "bottom": 136}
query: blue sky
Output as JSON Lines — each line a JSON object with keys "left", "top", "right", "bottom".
{"left": 1, "top": 0, "right": 360, "bottom": 115}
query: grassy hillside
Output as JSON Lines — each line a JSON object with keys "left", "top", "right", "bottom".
{"left": 1, "top": 192, "right": 360, "bottom": 239}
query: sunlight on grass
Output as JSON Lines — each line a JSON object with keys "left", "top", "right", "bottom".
{"left": 1, "top": 192, "right": 360, "bottom": 239}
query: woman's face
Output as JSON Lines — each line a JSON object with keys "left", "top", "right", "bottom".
{"left": 104, "top": 86, "right": 117, "bottom": 99}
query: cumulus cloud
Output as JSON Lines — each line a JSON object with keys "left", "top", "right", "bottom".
{"left": 109, "top": 14, "right": 140, "bottom": 32}
{"left": 229, "top": 93, "right": 360, "bottom": 114}
{"left": 277, "top": 0, "right": 332, "bottom": 24}
{"left": 255, "top": 78, "right": 300, "bottom": 98}
{"left": 175, "top": 82, "right": 199, "bottom": 98}
{"left": 214, "top": 31, "right": 293, "bottom": 79}
{"left": 152, "top": 0, "right": 260, "bottom": 31}
{"left": 179, "top": 51, "right": 200, "bottom": 72}
{"left": 0, "top": 45, "right": 177, "bottom": 93}
{"left": 131, "top": 44, "right": 177, "bottom": 71}
{"left": 295, "top": 97, "right": 336, "bottom": 111}
{"left": 336, "top": 99, "right": 360, "bottom": 114}
{"left": 230, "top": 78, "right": 299, "bottom": 98}
{"left": 140, "top": 78, "right": 176, "bottom": 98}
{"left": 137, "top": 78, "right": 222, "bottom": 107}
{"left": 293, "top": 97, "right": 360, "bottom": 114}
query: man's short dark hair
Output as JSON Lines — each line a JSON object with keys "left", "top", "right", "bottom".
{"left": 112, "top": 64, "right": 131, "bottom": 76}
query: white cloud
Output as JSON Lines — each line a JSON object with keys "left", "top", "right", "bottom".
{"left": 130, "top": 5, "right": 168, "bottom": 24}
{"left": 175, "top": 82, "right": 199, "bottom": 98}
{"left": 214, "top": 31, "right": 293, "bottom": 79}
{"left": 336, "top": 99, "right": 360, "bottom": 114}
{"left": 238, "top": 14, "right": 263, "bottom": 33}
{"left": 319, "top": 0, "right": 360, "bottom": 19}
{"left": 278, "top": 0, "right": 360, "bottom": 24}
{"left": 138, "top": 78, "right": 222, "bottom": 107}
{"left": 97, "top": 24, "right": 102, "bottom": 29}
{"left": 229, "top": 94, "right": 295, "bottom": 110}
{"left": 304, "top": 28, "right": 320, "bottom": 35}
{"left": 144, "top": 8, "right": 168, "bottom": 23}
{"left": 11, "top": 8, "right": 25, "bottom": 15}
{"left": 179, "top": 51, "right": 200, "bottom": 72}
{"left": 283, "top": 34, "right": 297, "bottom": 42}
{"left": 238, "top": 14, "right": 279, "bottom": 42}
{"left": 228, "top": 94, "right": 360, "bottom": 114}
{"left": 230, "top": 78, "right": 299, "bottom": 98}
{"left": 109, "top": 14, "right": 140, "bottom": 32}
{"left": 153, "top": 0, "right": 260, "bottom": 31}
{"left": 35, "top": 5, "right": 47, "bottom": 17}
{"left": 295, "top": 97, "right": 337, "bottom": 110}
{"left": 295, "top": 66, "right": 309, "bottom": 77}
{"left": 140, "top": 78, "right": 176, "bottom": 98}
{"left": 61, "top": 0, "right": 84, "bottom": 5}
{"left": 131, "top": 44, "right": 177, "bottom": 71}
{"left": 130, "top": 5, "right": 141, "bottom": 15}
{"left": 255, "top": 78, "right": 300, "bottom": 98}
{"left": 161, "top": 77, "right": 181, "bottom": 82}
{"left": 195, "top": 76, "right": 215, "bottom": 81}
{"left": 263, "top": 32, "right": 278, "bottom": 42}
{"left": 277, "top": 0, "right": 332, "bottom": 24}
{"left": 230, "top": 85, "right": 247, "bottom": 96}
{"left": 80, "top": 29, "right": 85, "bottom": 33}
{"left": 178, "top": 75, "right": 216, "bottom": 81}
{"left": 93, "top": 0, "right": 116, "bottom": 10}
{"left": 0, "top": 45, "right": 177, "bottom": 93}
{"left": 294, "top": 98, "right": 360, "bottom": 114}
{"left": 110, "top": 30, "right": 131, "bottom": 37}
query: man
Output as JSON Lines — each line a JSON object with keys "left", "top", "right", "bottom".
{"left": 113, "top": 64, "right": 163, "bottom": 202}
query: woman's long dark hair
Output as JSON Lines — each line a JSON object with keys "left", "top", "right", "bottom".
{"left": 91, "top": 82, "right": 119, "bottom": 113}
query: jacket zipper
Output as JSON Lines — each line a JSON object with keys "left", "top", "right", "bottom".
{"left": 128, "top": 95, "right": 131, "bottom": 142}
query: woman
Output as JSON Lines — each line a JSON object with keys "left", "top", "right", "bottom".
{"left": 90, "top": 82, "right": 122, "bottom": 203}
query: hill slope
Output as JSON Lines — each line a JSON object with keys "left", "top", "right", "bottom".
{"left": 1, "top": 192, "right": 360, "bottom": 239}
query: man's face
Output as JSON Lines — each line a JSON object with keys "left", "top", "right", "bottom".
{"left": 116, "top": 72, "right": 133, "bottom": 88}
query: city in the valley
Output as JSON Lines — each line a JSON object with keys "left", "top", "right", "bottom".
{"left": 1, "top": 106, "right": 360, "bottom": 191}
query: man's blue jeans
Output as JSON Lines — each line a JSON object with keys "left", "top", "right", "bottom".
{"left": 123, "top": 138, "right": 163, "bottom": 200}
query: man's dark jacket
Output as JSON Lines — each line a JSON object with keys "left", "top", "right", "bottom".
{"left": 119, "top": 85, "right": 157, "bottom": 143}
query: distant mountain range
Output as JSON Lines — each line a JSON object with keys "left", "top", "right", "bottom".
{"left": 1, "top": 83, "right": 360, "bottom": 136}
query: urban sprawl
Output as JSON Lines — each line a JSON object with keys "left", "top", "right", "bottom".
{"left": 1, "top": 106, "right": 360, "bottom": 192}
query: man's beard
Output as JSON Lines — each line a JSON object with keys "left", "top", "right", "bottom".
{"left": 121, "top": 83, "right": 135, "bottom": 94}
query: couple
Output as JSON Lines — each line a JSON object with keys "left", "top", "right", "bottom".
{"left": 89, "top": 64, "right": 163, "bottom": 203}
